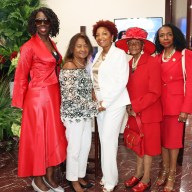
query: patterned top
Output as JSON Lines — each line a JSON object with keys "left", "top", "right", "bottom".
{"left": 59, "top": 68, "right": 98, "bottom": 123}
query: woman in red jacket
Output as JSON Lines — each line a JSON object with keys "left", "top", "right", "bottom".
{"left": 116, "top": 27, "right": 162, "bottom": 192}
{"left": 12, "top": 7, "right": 67, "bottom": 192}
{"left": 154, "top": 24, "right": 192, "bottom": 192}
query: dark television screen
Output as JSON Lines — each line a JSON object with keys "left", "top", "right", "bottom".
{"left": 114, "top": 17, "right": 163, "bottom": 43}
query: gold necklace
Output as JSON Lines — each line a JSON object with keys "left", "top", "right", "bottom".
{"left": 101, "top": 51, "right": 108, "bottom": 61}
{"left": 74, "top": 58, "right": 86, "bottom": 67}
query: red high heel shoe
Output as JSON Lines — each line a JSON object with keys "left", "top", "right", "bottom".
{"left": 131, "top": 180, "right": 151, "bottom": 192}
{"left": 124, "top": 176, "right": 142, "bottom": 188}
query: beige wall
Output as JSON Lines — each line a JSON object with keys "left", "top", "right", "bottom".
{"left": 42, "top": 0, "right": 165, "bottom": 55}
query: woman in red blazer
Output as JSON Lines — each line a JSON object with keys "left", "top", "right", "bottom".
{"left": 12, "top": 7, "right": 67, "bottom": 192}
{"left": 116, "top": 27, "right": 162, "bottom": 192}
{"left": 154, "top": 24, "right": 192, "bottom": 192}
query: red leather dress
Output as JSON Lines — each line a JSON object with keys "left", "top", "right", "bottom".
{"left": 12, "top": 34, "right": 67, "bottom": 177}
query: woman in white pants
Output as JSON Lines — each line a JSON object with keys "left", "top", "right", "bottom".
{"left": 59, "top": 33, "right": 98, "bottom": 192}
{"left": 92, "top": 20, "right": 131, "bottom": 192}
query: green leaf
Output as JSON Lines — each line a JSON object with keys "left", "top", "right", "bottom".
{"left": 0, "top": 76, "right": 22, "bottom": 141}
{"left": 0, "top": 0, "right": 42, "bottom": 79}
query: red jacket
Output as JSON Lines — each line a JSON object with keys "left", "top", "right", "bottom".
{"left": 127, "top": 53, "right": 162, "bottom": 123}
{"left": 12, "top": 34, "right": 62, "bottom": 109}
{"left": 155, "top": 49, "right": 192, "bottom": 115}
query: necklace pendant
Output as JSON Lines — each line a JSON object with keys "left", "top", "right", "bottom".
{"left": 101, "top": 52, "right": 108, "bottom": 61}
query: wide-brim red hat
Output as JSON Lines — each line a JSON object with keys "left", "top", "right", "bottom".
{"left": 115, "top": 27, "right": 156, "bottom": 55}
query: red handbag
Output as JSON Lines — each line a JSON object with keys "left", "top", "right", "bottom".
{"left": 123, "top": 115, "right": 144, "bottom": 157}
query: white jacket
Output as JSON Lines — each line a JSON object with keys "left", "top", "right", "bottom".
{"left": 91, "top": 45, "right": 131, "bottom": 109}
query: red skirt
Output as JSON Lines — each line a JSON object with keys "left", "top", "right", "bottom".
{"left": 127, "top": 117, "right": 161, "bottom": 156}
{"left": 161, "top": 115, "right": 184, "bottom": 149}
{"left": 18, "top": 83, "right": 67, "bottom": 177}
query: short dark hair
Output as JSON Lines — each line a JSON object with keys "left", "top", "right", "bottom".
{"left": 92, "top": 20, "right": 118, "bottom": 42}
{"left": 28, "top": 7, "right": 60, "bottom": 37}
{"left": 64, "top": 33, "right": 93, "bottom": 63}
{"left": 154, "top": 23, "right": 186, "bottom": 53}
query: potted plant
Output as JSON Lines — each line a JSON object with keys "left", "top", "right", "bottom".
{"left": 0, "top": 0, "right": 41, "bottom": 79}
{"left": 0, "top": 0, "right": 42, "bottom": 151}
{"left": 0, "top": 76, "right": 22, "bottom": 152}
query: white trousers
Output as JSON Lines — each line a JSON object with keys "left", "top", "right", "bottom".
{"left": 64, "top": 119, "right": 92, "bottom": 181}
{"left": 97, "top": 106, "right": 126, "bottom": 189}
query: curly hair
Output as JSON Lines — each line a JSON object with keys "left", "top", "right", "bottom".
{"left": 64, "top": 33, "right": 93, "bottom": 63}
{"left": 28, "top": 7, "right": 60, "bottom": 37}
{"left": 154, "top": 23, "right": 186, "bottom": 53}
{"left": 92, "top": 20, "right": 118, "bottom": 42}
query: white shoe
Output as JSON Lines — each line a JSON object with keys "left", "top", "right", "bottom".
{"left": 32, "top": 179, "right": 54, "bottom": 192}
{"left": 43, "top": 177, "right": 64, "bottom": 192}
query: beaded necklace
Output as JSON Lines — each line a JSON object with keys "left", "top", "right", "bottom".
{"left": 162, "top": 48, "right": 175, "bottom": 62}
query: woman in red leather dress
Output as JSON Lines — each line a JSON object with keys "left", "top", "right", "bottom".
{"left": 153, "top": 24, "right": 192, "bottom": 192}
{"left": 116, "top": 27, "right": 162, "bottom": 192}
{"left": 12, "top": 7, "right": 67, "bottom": 192}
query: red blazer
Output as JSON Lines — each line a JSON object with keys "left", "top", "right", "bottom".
{"left": 12, "top": 34, "right": 62, "bottom": 109}
{"left": 127, "top": 53, "right": 162, "bottom": 123}
{"left": 155, "top": 49, "right": 192, "bottom": 115}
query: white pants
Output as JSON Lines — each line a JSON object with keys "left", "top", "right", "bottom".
{"left": 97, "top": 106, "right": 126, "bottom": 189}
{"left": 64, "top": 119, "right": 92, "bottom": 181}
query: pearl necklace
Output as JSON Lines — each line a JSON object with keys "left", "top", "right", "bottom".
{"left": 74, "top": 58, "right": 86, "bottom": 67}
{"left": 162, "top": 48, "right": 175, "bottom": 62}
{"left": 132, "top": 53, "right": 142, "bottom": 72}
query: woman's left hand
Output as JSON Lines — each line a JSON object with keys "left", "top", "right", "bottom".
{"left": 178, "top": 112, "right": 188, "bottom": 123}
{"left": 98, "top": 101, "right": 106, "bottom": 112}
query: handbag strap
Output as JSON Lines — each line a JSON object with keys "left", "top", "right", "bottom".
{"left": 135, "top": 115, "right": 144, "bottom": 136}
{"left": 181, "top": 49, "right": 186, "bottom": 95}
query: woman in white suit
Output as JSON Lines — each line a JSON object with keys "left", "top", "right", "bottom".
{"left": 92, "top": 20, "right": 131, "bottom": 192}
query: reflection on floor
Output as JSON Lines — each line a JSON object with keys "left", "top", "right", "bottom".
{"left": 0, "top": 116, "right": 192, "bottom": 192}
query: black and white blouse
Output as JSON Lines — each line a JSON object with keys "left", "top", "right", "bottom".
{"left": 59, "top": 68, "right": 98, "bottom": 123}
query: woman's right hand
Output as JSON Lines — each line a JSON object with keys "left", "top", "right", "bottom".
{"left": 178, "top": 112, "right": 188, "bottom": 123}
{"left": 126, "top": 104, "right": 136, "bottom": 117}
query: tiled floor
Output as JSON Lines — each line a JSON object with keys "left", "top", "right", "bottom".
{"left": 0, "top": 117, "right": 192, "bottom": 192}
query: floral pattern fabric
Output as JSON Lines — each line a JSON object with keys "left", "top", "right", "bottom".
{"left": 59, "top": 68, "right": 98, "bottom": 123}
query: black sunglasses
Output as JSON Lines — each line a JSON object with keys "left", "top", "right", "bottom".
{"left": 35, "top": 19, "right": 50, "bottom": 25}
